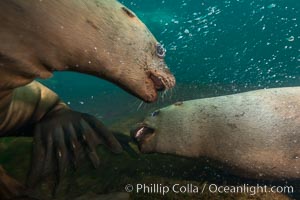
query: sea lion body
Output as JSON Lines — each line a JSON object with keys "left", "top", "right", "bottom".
{"left": 134, "top": 87, "right": 300, "bottom": 179}
{"left": 0, "top": 0, "right": 175, "bottom": 195}
{"left": 0, "top": 0, "right": 174, "bottom": 151}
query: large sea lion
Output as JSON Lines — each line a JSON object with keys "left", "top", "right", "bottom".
{"left": 132, "top": 87, "right": 300, "bottom": 179}
{"left": 0, "top": 0, "right": 175, "bottom": 193}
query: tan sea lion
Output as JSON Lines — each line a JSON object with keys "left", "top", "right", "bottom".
{"left": 133, "top": 87, "right": 300, "bottom": 179}
{"left": 0, "top": 0, "right": 175, "bottom": 193}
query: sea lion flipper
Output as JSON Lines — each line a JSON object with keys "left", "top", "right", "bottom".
{"left": 78, "top": 119, "right": 101, "bottom": 168}
{"left": 26, "top": 124, "right": 46, "bottom": 188}
{"left": 26, "top": 108, "right": 122, "bottom": 191}
{"left": 1, "top": 81, "right": 122, "bottom": 190}
{"left": 53, "top": 127, "right": 68, "bottom": 185}
{"left": 64, "top": 123, "right": 81, "bottom": 169}
{"left": 0, "top": 165, "right": 27, "bottom": 200}
{"left": 82, "top": 114, "right": 123, "bottom": 154}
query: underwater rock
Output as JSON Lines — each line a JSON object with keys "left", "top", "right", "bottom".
{"left": 133, "top": 87, "right": 300, "bottom": 179}
{"left": 0, "top": 165, "right": 26, "bottom": 200}
{"left": 74, "top": 192, "right": 129, "bottom": 200}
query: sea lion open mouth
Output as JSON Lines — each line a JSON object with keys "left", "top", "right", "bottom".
{"left": 150, "top": 74, "right": 166, "bottom": 91}
{"left": 149, "top": 70, "right": 175, "bottom": 93}
{"left": 131, "top": 124, "right": 155, "bottom": 142}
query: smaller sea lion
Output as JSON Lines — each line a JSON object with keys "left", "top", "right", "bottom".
{"left": 132, "top": 87, "right": 300, "bottom": 179}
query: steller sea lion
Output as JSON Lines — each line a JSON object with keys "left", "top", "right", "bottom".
{"left": 132, "top": 87, "right": 300, "bottom": 180}
{"left": 0, "top": 0, "right": 175, "bottom": 191}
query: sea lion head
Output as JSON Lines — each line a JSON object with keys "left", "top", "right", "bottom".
{"left": 131, "top": 104, "right": 183, "bottom": 153}
{"left": 64, "top": 1, "right": 176, "bottom": 102}
{"left": 0, "top": 0, "right": 175, "bottom": 102}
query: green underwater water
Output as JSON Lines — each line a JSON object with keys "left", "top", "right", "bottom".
{"left": 124, "top": 0, "right": 300, "bottom": 86}
{"left": 2, "top": 0, "right": 299, "bottom": 199}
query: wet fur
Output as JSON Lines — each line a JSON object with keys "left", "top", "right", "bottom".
{"left": 138, "top": 87, "right": 300, "bottom": 179}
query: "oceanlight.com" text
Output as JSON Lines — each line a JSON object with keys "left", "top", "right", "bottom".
{"left": 124, "top": 183, "right": 294, "bottom": 196}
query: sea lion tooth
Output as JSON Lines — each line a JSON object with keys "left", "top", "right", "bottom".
{"left": 131, "top": 124, "right": 155, "bottom": 143}
{"left": 135, "top": 127, "right": 146, "bottom": 139}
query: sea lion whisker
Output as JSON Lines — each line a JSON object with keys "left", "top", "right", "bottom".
{"left": 161, "top": 92, "right": 165, "bottom": 102}
{"left": 137, "top": 101, "right": 144, "bottom": 111}
{"left": 169, "top": 87, "right": 174, "bottom": 100}
{"left": 132, "top": 99, "right": 142, "bottom": 107}
{"left": 160, "top": 89, "right": 169, "bottom": 102}
{"left": 170, "top": 86, "right": 178, "bottom": 100}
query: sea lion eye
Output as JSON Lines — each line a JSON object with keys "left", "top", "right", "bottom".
{"left": 151, "top": 110, "right": 160, "bottom": 117}
{"left": 156, "top": 44, "right": 166, "bottom": 59}
{"left": 121, "top": 7, "right": 135, "bottom": 18}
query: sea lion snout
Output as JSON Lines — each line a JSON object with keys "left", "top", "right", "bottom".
{"left": 148, "top": 66, "right": 176, "bottom": 92}
{"left": 150, "top": 74, "right": 167, "bottom": 91}
{"left": 131, "top": 109, "right": 166, "bottom": 152}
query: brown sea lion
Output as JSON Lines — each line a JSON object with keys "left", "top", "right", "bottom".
{"left": 133, "top": 87, "right": 300, "bottom": 180}
{"left": 0, "top": 0, "right": 175, "bottom": 193}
